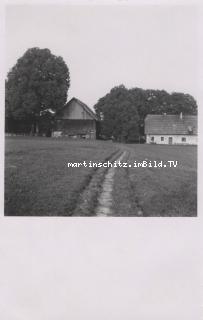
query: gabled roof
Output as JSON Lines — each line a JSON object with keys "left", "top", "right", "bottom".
{"left": 57, "top": 97, "right": 97, "bottom": 120}
{"left": 145, "top": 114, "right": 197, "bottom": 135}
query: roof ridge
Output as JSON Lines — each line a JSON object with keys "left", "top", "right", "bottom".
{"left": 67, "top": 97, "right": 97, "bottom": 120}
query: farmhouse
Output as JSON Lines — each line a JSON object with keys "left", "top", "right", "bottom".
{"left": 54, "top": 97, "right": 98, "bottom": 139}
{"left": 145, "top": 113, "right": 197, "bottom": 145}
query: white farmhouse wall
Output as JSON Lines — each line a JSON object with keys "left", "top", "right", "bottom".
{"left": 146, "top": 134, "right": 197, "bottom": 145}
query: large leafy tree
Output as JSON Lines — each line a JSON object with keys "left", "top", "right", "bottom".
{"left": 94, "top": 85, "right": 140, "bottom": 142}
{"left": 166, "top": 92, "right": 197, "bottom": 115}
{"left": 94, "top": 85, "right": 197, "bottom": 141}
{"left": 5, "top": 47, "right": 70, "bottom": 133}
{"left": 129, "top": 88, "right": 197, "bottom": 119}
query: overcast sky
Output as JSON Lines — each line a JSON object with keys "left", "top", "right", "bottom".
{"left": 6, "top": 4, "right": 198, "bottom": 108}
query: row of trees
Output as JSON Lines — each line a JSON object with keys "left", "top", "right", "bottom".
{"left": 6, "top": 48, "right": 198, "bottom": 141}
{"left": 94, "top": 85, "right": 197, "bottom": 142}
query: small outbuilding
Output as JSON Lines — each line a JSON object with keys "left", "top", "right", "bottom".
{"left": 54, "top": 97, "right": 98, "bottom": 139}
{"left": 145, "top": 113, "right": 197, "bottom": 145}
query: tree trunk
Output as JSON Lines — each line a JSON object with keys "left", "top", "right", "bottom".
{"left": 30, "top": 123, "right": 34, "bottom": 136}
{"left": 36, "top": 122, "right": 39, "bottom": 135}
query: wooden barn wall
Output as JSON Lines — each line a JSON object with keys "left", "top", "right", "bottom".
{"left": 62, "top": 100, "right": 93, "bottom": 120}
{"left": 55, "top": 119, "right": 96, "bottom": 138}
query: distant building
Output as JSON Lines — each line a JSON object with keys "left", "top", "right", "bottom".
{"left": 55, "top": 97, "right": 98, "bottom": 139}
{"left": 145, "top": 113, "right": 197, "bottom": 145}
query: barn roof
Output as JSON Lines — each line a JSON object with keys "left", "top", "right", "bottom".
{"left": 145, "top": 114, "right": 197, "bottom": 135}
{"left": 57, "top": 97, "right": 97, "bottom": 120}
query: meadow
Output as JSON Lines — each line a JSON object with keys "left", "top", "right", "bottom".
{"left": 113, "top": 144, "right": 197, "bottom": 216}
{"left": 5, "top": 137, "right": 119, "bottom": 216}
{"left": 5, "top": 137, "right": 197, "bottom": 216}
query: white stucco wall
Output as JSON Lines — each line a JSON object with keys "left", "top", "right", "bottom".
{"left": 146, "top": 134, "right": 197, "bottom": 145}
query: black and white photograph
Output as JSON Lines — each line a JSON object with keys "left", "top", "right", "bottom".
{"left": 5, "top": 3, "right": 198, "bottom": 216}
{"left": 1, "top": 1, "right": 202, "bottom": 320}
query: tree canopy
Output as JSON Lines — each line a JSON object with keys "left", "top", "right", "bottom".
{"left": 5, "top": 47, "right": 70, "bottom": 132}
{"left": 94, "top": 85, "right": 197, "bottom": 142}
{"left": 94, "top": 85, "right": 140, "bottom": 142}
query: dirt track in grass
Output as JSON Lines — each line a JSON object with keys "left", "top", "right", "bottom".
{"left": 5, "top": 137, "right": 197, "bottom": 216}
{"left": 111, "top": 144, "right": 197, "bottom": 216}
{"left": 72, "top": 143, "right": 197, "bottom": 217}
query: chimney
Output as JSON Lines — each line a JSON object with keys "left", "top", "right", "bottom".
{"left": 180, "top": 112, "right": 183, "bottom": 120}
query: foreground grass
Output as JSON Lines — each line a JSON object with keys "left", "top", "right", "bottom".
{"left": 5, "top": 137, "right": 197, "bottom": 217}
{"left": 112, "top": 144, "right": 197, "bottom": 216}
{"left": 5, "top": 137, "right": 118, "bottom": 216}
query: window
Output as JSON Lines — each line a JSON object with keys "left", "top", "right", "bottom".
{"left": 182, "top": 137, "right": 186, "bottom": 142}
{"left": 151, "top": 136, "right": 154, "bottom": 142}
{"left": 161, "top": 137, "right": 164, "bottom": 141}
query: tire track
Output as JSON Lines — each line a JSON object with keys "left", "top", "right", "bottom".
{"left": 72, "top": 149, "right": 122, "bottom": 216}
{"left": 110, "top": 148, "right": 144, "bottom": 216}
{"left": 95, "top": 151, "right": 127, "bottom": 216}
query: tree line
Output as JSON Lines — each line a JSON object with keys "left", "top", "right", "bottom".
{"left": 94, "top": 85, "right": 197, "bottom": 142}
{"left": 5, "top": 48, "right": 197, "bottom": 140}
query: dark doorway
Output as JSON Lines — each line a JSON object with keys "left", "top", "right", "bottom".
{"left": 168, "top": 137, "right": 173, "bottom": 145}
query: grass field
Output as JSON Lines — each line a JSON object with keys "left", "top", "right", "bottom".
{"left": 5, "top": 137, "right": 197, "bottom": 216}
{"left": 5, "top": 137, "right": 119, "bottom": 216}
{"left": 112, "top": 144, "right": 197, "bottom": 216}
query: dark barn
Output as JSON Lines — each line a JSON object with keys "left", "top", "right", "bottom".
{"left": 54, "top": 97, "right": 98, "bottom": 139}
